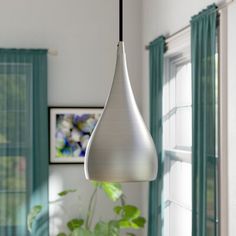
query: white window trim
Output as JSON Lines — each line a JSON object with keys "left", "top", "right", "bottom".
{"left": 218, "top": 7, "right": 228, "bottom": 236}
{"left": 165, "top": 149, "right": 191, "bottom": 163}
{"left": 164, "top": 29, "right": 191, "bottom": 162}
{"left": 163, "top": 30, "right": 192, "bottom": 236}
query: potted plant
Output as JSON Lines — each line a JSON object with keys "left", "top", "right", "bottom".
{"left": 28, "top": 182, "right": 146, "bottom": 236}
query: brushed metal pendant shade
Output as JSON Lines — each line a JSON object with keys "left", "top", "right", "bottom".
{"left": 84, "top": 0, "right": 158, "bottom": 182}
{"left": 84, "top": 42, "right": 158, "bottom": 182}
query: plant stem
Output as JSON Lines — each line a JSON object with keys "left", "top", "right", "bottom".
{"left": 120, "top": 194, "right": 126, "bottom": 207}
{"left": 85, "top": 187, "right": 98, "bottom": 230}
{"left": 88, "top": 190, "right": 98, "bottom": 229}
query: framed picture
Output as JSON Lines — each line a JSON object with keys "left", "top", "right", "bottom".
{"left": 49, "top": 107, "right": 103, "bottom": 164}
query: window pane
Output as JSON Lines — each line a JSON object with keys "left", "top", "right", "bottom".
{"left": 163, "top": 52, "right": 192, "bottom": 236}
{"left": 169, "top": 160, "right": 192, "bottom": 209}
{"left": 0, "top": 73, "right": 27, "bottom": 147}
{"left": 176, "top": 62, "right": 192, "bottom": 107}
{"left": 175, "top": 108, "right": 192, "bottom": 150}
{"left": 169, "top": 203, "right": 192, "bottom": 236}
{"left": 0, "top": 112, "right": 27, "bottom": 146}
{"left": 0, "top": 193, "right": 26, "bottom": 226}
{"left": 0, "top": 63, "right": 31, "bottom": 230}
{"left": 0, "top": 74, "right": 27, "bottom": 111}
{"left": 0, "top": 156, "right": 26, "bottom": 191}
{"left": 0, "top": 156, "right": 27, "bottom": 227}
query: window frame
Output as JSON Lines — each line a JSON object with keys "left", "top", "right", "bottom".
{"left": 162, "top": 28, "right": 192, "bottom": 236}
{"left": 163, "top": 27, "right": 191, "bottom": 163}
{"left": 0, "top": 63, "right": 32, "bottom": 231}
{"left": 162, "top": 25, "right": 221, "bottom": 235}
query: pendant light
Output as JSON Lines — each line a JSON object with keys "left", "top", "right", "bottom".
{"left": 84, "top": 0, "right": 158, "bottom": 182}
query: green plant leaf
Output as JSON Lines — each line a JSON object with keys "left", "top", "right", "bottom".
{"left": 94, "top": 221, "right": 119, "bottom": 236}
{"left": 67, "top": 218, "right": 84, "bottom": 231}
{"left": 108, "top": 220, "right": 120, "bottom": 235}
{"left": 126, "top": 233, "right": 136, "bottom": 236}
{"left": 27, "top": 205, "right": 43, "bottom": 233}
{"left": 118, "top": 220, "right": 136, "bottom": 229}
{"left": 58, "top": 189, "right": 77, "bottom": 197}
{"left": 132, "top": 217, "right": 146, "bottom": 228}
{"left": 94, "top": 221, "right": 109, "bottom": 235}
{"left": 119, "top": 205, "right": 140, "bottom": 220}
{"left": 57, "top": 233, "right": 67, "bottom": 236}
{"left": 117, "top": 206, "right": 145, "bottom": 229}
{"left": 114, "top": 206, "right": 122, "bottom": 215}
{"left": 71, "top": 228, "right": 93, "bottom": 236}
{"left": 99, "top": 182, "right": 122, "bottom": 201}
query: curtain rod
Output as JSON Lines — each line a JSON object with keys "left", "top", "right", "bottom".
{"left": 145, "top": 0, "right": 234, "bottom": 50}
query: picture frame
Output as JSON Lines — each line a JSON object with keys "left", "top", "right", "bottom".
{"left": 49, "top": 107, "right": 103, "bottom": 164}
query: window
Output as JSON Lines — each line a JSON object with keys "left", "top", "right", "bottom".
{"left": 162, "top": 28, "right": 219, "bottom": 236}
{"left": 0, "top": 64, "right": 31, "bottom": 230}
{"left": 0, "top": 50, "right": 49, "bottom": 236}
{"left": 162, "top": 32, "right": 192, "bottom": 236}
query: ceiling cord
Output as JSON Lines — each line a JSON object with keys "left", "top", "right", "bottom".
{"left": 119, "top": 0, "right": 123, "bottom": 41}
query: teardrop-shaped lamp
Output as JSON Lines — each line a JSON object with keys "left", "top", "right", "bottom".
{"left": 84, "top": 0, "right": 158, "bottom": 182}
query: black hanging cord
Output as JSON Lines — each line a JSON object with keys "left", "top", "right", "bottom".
{"left": 119, "top": 0, "right": 123, "bottom": 41}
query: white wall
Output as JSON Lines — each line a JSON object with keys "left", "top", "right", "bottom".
{"left": 0, "top": 0, "right": 146, "bottom": 235}
{"left": 142, "top": 0, "right": 236, "bottom": 235}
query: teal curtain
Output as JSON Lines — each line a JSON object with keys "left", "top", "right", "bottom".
{"left": 148, "top": 36, "right": 165, "bottom": 236}
{"left": 0, "top": 49, "right": 49, "bottom": 236}
{"left": 191, "top": 5, "right": 218, "bottom": 236}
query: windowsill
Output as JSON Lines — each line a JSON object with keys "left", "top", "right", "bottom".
{"left": 164, "top": 149, "right": 191, "bottom": 163}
